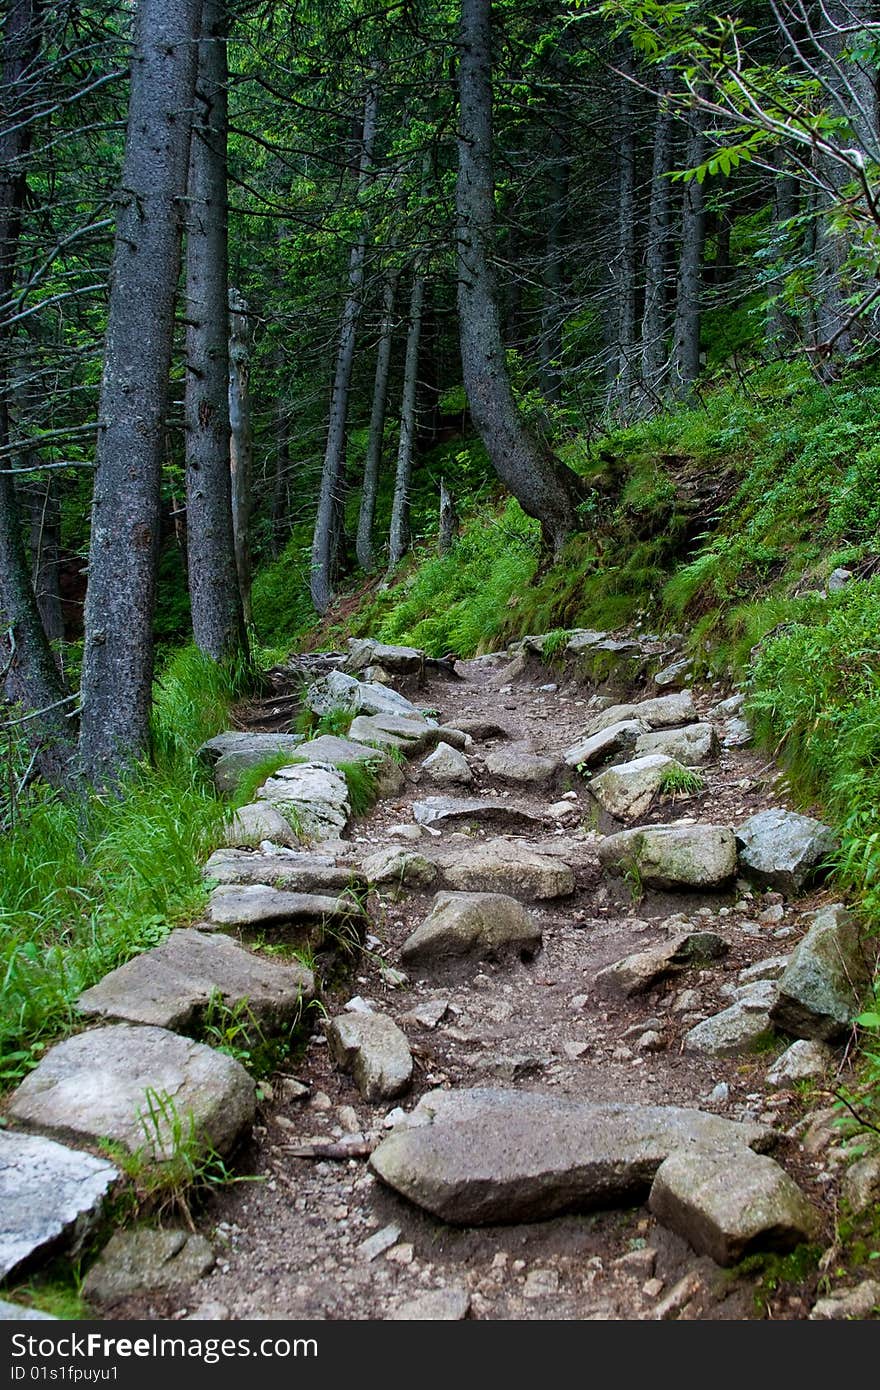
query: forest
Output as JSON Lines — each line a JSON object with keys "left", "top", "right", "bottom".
{"left": 1, "top": 0, "right": 880, "bottom": 1326}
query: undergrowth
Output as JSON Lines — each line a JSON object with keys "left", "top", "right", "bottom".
{"left": 0, "top": 646, "right": 247, "bottom": 1087}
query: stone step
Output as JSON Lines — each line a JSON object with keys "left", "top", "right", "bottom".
{"left": 207, "top": 883, "right": 362, "bottom": 933}
{"left": 412, "top": 795, "right": 548, "bottom": 833}
{"left": 599, "top": 823, "right": 738, "bottom": 889}
{"left": 399, "top": 891, "right": 542, "bottom": 973}
{"left": 7, "top": 1025, "right": 255, "bottom": 1160}
{"left": 77, "top": 928, "right": 314, "bottom": 1034}
{"left": 204, "top": 847, "right": 363, "bottom": 895}
{"left": 370, "top": 1087, "right": 772, "bottom": 1225}
{"left": 0, "top": 1130, "right": 118, "bottom": 1282}
{"left": 255, "top": 761, "right": 350, "bottom": 841}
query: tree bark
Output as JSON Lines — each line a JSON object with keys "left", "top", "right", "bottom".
{"left": 356, "top": 267, "right": 397, "bottom": 571}
{"left": 228, "top": 286, "right": 253, "bottom": 626}
{"left": 184, "top": 0, "right": 247, "bottom": 663}
{"left": 607, "top": 53, "right": 638, "bottom": 413}
{"left": 28, "top": 479, "right": 64, "bottom": 644}
{"left": 539, "top": 128, "right": 569, "bottom": 406}
{"left": 456, "top": 0, "right": 580, "bottom": 554}
{"left": 669, "top": 107, "right": 706, "bottom": 396}
{"left": 387, "top": 267, "right": 425, "bottom": 572}
{"left": 640, "top": 74, "right": 675, "bottom": 396}
{"left": 0, "top": 0, "right": 74, "bottom": 780}
{"left": 79, "top": 0, "right": 202, "bottom": 782}
{"left": 438, "top": 477, "right": 457, "bottom": 556}
{"left": 310, "top": 79, "right": 378, "bottom": 613}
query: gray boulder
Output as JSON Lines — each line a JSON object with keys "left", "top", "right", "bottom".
{"left": 722, "top": 716, "right": 753, "bottom": 748}
{"left": 306, "top": 669, "right": 422, "bottom": 721}
{"left": 433, "top": 837, "right": 575, "bottom": 901}
{"left": 736, "top": 809, "right": 838, "bottom": 895}
{"left": 0, "top": 1301, "right": 57, "bottom": 1320}
{"left": 388, "top": 1287, "right": 471, "bottom": 1320}
{"left": 326, "top": 1012, "right": 412, "bottom": 1101}
{"left": 360, "top": 846, "right": 439, "bottom": 891}
{"left": 599, "top": 824, "right": 737, "bottom": 889}
{"left": 594, "top": 932, "right": 728, "bottom": 999}
{"left": 811, "top": 1280, "right": 880, "bottom": 1320}
{"left": 0, "top": 1131, "right": 117, "bottom": 1281}
{"left": 769, "top": 904, "right": 871, "bottom": 1040}
{"left": 343, "top": 639, "right": 423, "bottom": 675}
{"left": 827, "top": 567, "right": 853, "bottom": 594}
{"left": 223, "top": 802, "right": 302, "bottom": 849}
{"left": 7, "top": 1025, "right": 256, "bottom": 1159}
{"left": 649, "top": 1149, "right": 820, "bottom": 1266}
{"left": 347, "top": 713, "right": 461, "bottom": 758}
{"left": 422, "top": 742, "right": 473, "bottom": 786}
{"left": 585, "top": 690, "right": 696, "bottom": 737}
{"left": 83, "top": 1230, "right": 214, "bottom": 1304}
{"left": 412, "top": 796, "right": 547, "bottom": 833}
{"left": 77, "top": 929, "right": 314, "bottom": 1034}
{"left": 451, "top": 716, "right": 510, "bottom": 741}
{"left": 370, "top": 1087, "right": 771, "bottom": 1225}
{"left": 683, "top": 1000, "right": 776, "bottom": 1056}
{"left": 293, "top": 735, "right": 404, "bottom": 796}
{"left": 766, "top": 1039, "right": 836, "bottom": 1087}
{"left": 257, "top": 761, "right": 350, "bottom": 841}
{"left": 653, "top": 658, "right": 692, "bottom": 688}
{"left": 842, "top": 1152, "right": 880, "bottom": 1216}
{"left": 563, "top": 720, "right": 645, "bottom": 770}
{"left": 636, "top": 723, "right": 718, "bottom": 766}
{"left": 589, "top": 753, "right": 680, "bottom": 821}
{"left": 400, "top": 891, "right": 542, "bottom": 969}
{"left": 483, "top": 742, "right": 562, "bottom": 785}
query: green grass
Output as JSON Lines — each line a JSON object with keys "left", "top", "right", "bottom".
{"left": 0, "top": 646, "right": 248, "bottom": 1087}
{"left": 658, "top": 764, "right": 705, "bottom": 797}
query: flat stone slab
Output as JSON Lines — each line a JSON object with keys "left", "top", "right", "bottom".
{"left": 326, "top": 1012, "right": 413, "bottom": 1102}
{"left": 636, "top": 723, "right": 719, "bottom": 766}
{"left": 770, "top": 903, "right": 871, "bottom": 1040}
{"left": 451, "top": 717, "right": 510, "bottom": 741}
{"left": 594, "top": 932, "right": 728, "bottom": 998}
{"left": 400, "top": 892, "right": 542, "bottom": 970}
{"left": 599, "top": 824, "right": 737, "bottom": 889}
{"left": 83, "top": 1229, "right": 214, "bottom": 1304}
{"left": 563, "top": 720, "right": 644, "bottom": 770}
{"left": 293, "top": 734, "right": 381, "bottom": 768}
{"left": 78, "top": 929, "right": 314, "bottom": 1033}
{"left": 589, "top": 753, "right": 680, "bottom": 822}
{"left": 370, "top": 1087, "right": 771, "bottom": 1225}
{"left": 736, "top": 809, "right": 838, "bottom": 896}
{"left": 483, "top": 743, "right": 562, "bottom": 785}
{"left": 256, "top": 761, "right": 350, "bottom": 841}
{"left": 649, "top": 1149, "right": 820, "bottom": 1266}
{"left": 432, "top": 837, "right": 575, "bottom": 901}
{"left": 207, "top": 883, "right": 358, "bottom": 931}
{"left": 0, "top": 1130, "right": 118, "bottom": 1281}
{"left": 388, "top": 1287, "right": 471, "bottom": 1320}
{"left": 0, "top": 1301, "right": 57, "bottom": 1320}
{"left": 198, "top": 731, "right": 303, "bottom": 766}
{"left": 7, "top": 1025, "right": 256, "bottom": 1159}
{"left": 347, "top": 713, "right": 439, "bottom": 757}
{"left": 585, "top": 690, "right": 697, "bottom": 737}
{"left": 412, "top": 796, "right": 547, "bottom": 833}
{"left": 203, "top": 848, "right": 360, "bottom": 895}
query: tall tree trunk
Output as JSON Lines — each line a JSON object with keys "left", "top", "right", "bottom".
{"left": 310, "top": 79, "right": 378, "bottom": 613}
{"left": 539, "top": 129, "right": 569, "bottom": 406}
{"left": 184, "top": 0, "right": 247, "bottom": 663}
{"left": 356, "top": 267, "right": 397, "bottom": 571}
{"left": 228, "top": 287, "right": 253, "bottom": 626}
{"left": 79, "top": 0, "right": 202, "bottom": 782}
{"left": 438, "top": 477, "right": 457, "bottom": 557}
{"left": 769, "top": 158, "right": 801, "bottom": 348}
{"left": 456, "top": 0, "right": 580, "bottom": 554}
{"left": 607, "top": 53, "right": 638, "bottom": 413}
{"left": 28, "top": 480, "right": 64, "bottom": 644}
{"left": 669, "top": 107, "right": 706, "bottom": 396}
{"left": 640, "top": 74, "right": 675, "bottom": 396}
{"left": 387, "top": 267, "right": 425, "bottom": 572}
{"left": 0, "top": 0, "right": 74, "bottom": 780}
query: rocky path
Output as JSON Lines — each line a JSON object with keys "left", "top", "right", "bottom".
{"left": 3, "top": 631, "right": 878, "bottom": 1323}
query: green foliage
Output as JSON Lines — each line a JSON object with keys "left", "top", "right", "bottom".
{"left": 541, "top": 628, "right": 572, "bottom": 661}
{"left": 658, "top": 764, "right": 705, "bottom": 797}
{"left": 0, "top": 649, "right": 251, "bottom": 1088}
{"left": 251, "top": 525, "right": 315, "bottom": 647}
{"left": 100, "top": 1088, "right": 257, "bottom": 1227}
{"left": 231, "top": 752, "right": 302, "bottom": 808}
{"left": 337, "top": 758, "right": 379, "bottom": 817}
{"left": 296, "top": 704, "right": 355, "bottom": 739}
{"left": 200, "top": 990, "right": 306, "bottom": 1081}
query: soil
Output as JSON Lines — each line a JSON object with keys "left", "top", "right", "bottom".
{"left": 104, "top": 647, "right": 857, "bottom": 1323}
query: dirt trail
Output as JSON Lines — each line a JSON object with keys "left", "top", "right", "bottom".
{"left": 112, "top": 646, "right": 848, "bottom": 1322}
